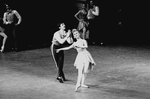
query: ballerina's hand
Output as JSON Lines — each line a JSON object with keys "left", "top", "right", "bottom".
{"left": 56, "top": 49, "right": 60, "bottom": 53}
{"left": 74, "top": 45, "right": 80, "bottom": 48}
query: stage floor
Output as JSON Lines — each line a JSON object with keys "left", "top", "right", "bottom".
{"left": 1, "top": 45, "right": 150, "bottom": 99}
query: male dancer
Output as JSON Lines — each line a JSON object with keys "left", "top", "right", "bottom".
{"left": 86, "top": 0, "right": 99, "bottom": 44}
{"left": 87, "top": 0, "right": 99, "bottom": 20}
{"left": 51, "top": 23, "right": 73, "bottom": 83}
{"left": 3, "top": 4, "right": 21, "bottom": 51}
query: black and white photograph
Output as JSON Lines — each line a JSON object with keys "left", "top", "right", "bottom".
{"left": 0, "top": 0, "right": 150, "bottom": 99}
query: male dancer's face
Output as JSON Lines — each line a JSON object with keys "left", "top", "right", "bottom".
{"left": 59, "top": 23, "right": 66, "bottom": 36}
{"left": 60, "top": 23, "right": 65, "bottom": 30}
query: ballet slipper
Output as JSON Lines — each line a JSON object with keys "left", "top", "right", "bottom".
{"left": 81, "top": 84, "right": 89, "bottom": 88}
{"left": 0, "top": 46, "right": 4, "bottom": 52}
{"left": 75, "top": 85, "right": 81, "bottom": 92}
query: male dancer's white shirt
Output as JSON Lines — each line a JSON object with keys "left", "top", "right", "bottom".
{"left": 52, "top": 31, "right": 73, "bottom": 45}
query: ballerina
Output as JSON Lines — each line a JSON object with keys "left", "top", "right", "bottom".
{"left": 57, "top": 29, "right": 96, "bottom": 91}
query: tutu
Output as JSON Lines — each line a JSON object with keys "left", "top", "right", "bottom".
{"left": 74, "top": 50, "right": 96, "bottom": 73}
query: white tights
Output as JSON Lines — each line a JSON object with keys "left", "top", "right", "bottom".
{"left": 76, "top": 66, "right": 87, "bottom": 86}
{"left": 0, "top": 32, "right": 7, "bottom": 52}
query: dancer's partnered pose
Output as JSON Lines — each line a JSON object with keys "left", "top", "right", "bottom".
{"left": 51, "top": 23, "right": 73, "bottom": 83}
{"left": 3, "top": 4, "right": 21, "bottom": 51}
{"left": 0, "top": 26, "right": 7, "bottom": 52}
{"left": 57, "top": 29, "right": 96, "bottom": 91}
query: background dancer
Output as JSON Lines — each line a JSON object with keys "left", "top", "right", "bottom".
{"left": 75, "top": 3, "right": 89, "bottom": 40}
{"left": 86, "top": 0, "right": 99, "bottom": 44}
{"left": 51, "top": 23, "right": 73, "bottom": 83}
{"left": 3, "top": 4, "right": 21, "bottom": 51}
{"left": 0, "top": 26, "right": 7, "bottom": 52}
{"left": 87, "top": 0, "right": 99, "bottom": 20}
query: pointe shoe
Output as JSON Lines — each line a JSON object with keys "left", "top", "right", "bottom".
{"left": 81, "top": 84, "right": 89, "bottom": 88}
{"left": 0, "top": 49, "right": 4, "bottom": 52}
{"left": 75, "top": 85, "right": 81, "bottom": 92}
{"left": 0, "top": 46, "right": 4, "bottom": 52}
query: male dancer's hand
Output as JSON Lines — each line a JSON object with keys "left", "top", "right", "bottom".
{"left": 66, "top": 30, "right": 71, "bottom": 37}
{"left": 66, "top": 29, "right": 74, "bottom": 44}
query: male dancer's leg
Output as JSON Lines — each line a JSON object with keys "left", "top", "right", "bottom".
{"left": 6, "top": 24, "right": 14, "bottom": 50}
{"left": 58, "top": 51, "right": 66, "bottom": 81}
{"left": 51, "top": 44, "right": 64, "bottom": 83}
{"left": 12, "top": 26, "right": 17, "bottom": 51}
{"left": 10, "top": 24, "right": 17, "bottom": 51}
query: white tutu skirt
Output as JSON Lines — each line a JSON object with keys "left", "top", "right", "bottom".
{"left": 74, "top": 50, "right": 96, "bottom": 73}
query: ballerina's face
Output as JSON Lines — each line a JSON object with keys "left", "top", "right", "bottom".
{"left": 73, "top": 31, "right": 80, "bottom": 39}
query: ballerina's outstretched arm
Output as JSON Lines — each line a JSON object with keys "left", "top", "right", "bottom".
{"left": 56, "top": 43, "right": 75, "bottom": 53}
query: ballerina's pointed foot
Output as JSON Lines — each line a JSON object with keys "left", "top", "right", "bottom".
{"left": 81, "top": 84, "right": 89, "bottom": 88}
{"left": 0, "top": 46, "right": 4, "bottom": 52}
{"left": 75, "top": 85, "right": 81, "bottom": 92}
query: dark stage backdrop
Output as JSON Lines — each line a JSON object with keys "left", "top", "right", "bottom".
{"left": 0, "top": 0, "right": 149, "bottom": 51}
